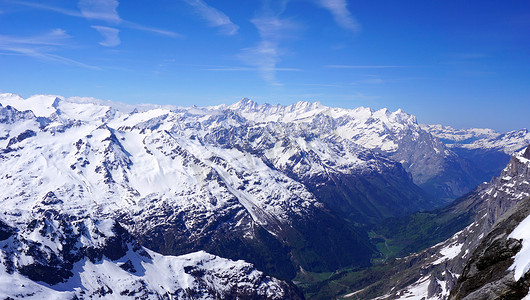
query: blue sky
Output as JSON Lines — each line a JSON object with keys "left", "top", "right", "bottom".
{"left": 0, "top": 0, "right": 529, "bottom": 131}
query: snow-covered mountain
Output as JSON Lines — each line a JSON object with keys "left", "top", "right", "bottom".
{"left": 0, "top": 93, "right": 441, "bottom": 287}
{"left": 448, "top": 147, "right": 530, "bottom": 299}
{"left": 229, "top": 99, "right": 487, "bottom": 199}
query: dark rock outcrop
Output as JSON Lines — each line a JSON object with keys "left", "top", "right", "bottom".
{"left": 450, "top": 196, "right": 530, "bottom": 300}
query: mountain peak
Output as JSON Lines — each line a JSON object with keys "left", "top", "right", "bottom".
{"left": 288, "top": 100, "right": 325, "bottom": 112}
{"left": 51, "top": 97, "right": 62, "bottom": 109}
{"left": 522, "top": 144, "right": 530, "bottom": 160}
{"left": 231, "top": 98, "right": 259, "bottom": 110}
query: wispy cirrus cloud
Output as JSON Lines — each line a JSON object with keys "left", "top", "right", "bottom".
{"left": 0, "top": 28, "right": 70, "bottom": 46}
{"left": 3, "top": 47, "right": 100, "bottom": 69}
{"left": 122, "top": 21, "right": 180, "bottom": 37}
{"left": 9, "top": 0, "right": 181, "bottom": 38}
{"left": 204, "top": 66, "right": 300, "bottom": 72}
{"left": 91, "top": 26, "right": 120, "bottom": 47}
{"left": 78, "top": 0, "right": 121, "bottom": 23}
{"left": 241, "top": 0, "right": 360, "bottom": 85}
{"left": 8, "top": 1, "right": 83, "bottom": 17}
{"left": 183, "top": 0, "right": 239, "bottom": 35}
{"left": 326, "top": 65, "right": 407, "bottom": 69}
{"left": 0, "top": 29, "right": 100, "bottom": 69}
{"left": 240, "top": 14, "right": 300, "bottom": 85}
{"left": 313, "top": 0, "right": 360, "bottom": 32}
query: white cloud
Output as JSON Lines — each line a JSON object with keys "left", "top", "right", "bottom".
{"left": 122, "top": 21, "right": 182, "bottom": 37}
{"left": 0, "top": 28, "right": 70, "bottom": 46}
{"left": 78, "top": 0, "right": 121, "bottom": 24}
{"left": 205, "top": 66, "right": 300, "bottom": 72}
{"left": 326, "top": 65, "right": 406, "bottom": 69}
{"left": 0, "top": 30, "right": 99, "bottom": 69}
{"left": 91, "top": 26, "right": 120, "bottom": 47}
{"left": 10, "top": 1, "right": 84, "bottom": 17}
{"left": 3, "top": 46, "right": 100, "bottom": 69}
{"left": 11, "top": 1, "right": 180, "bottom": 37}
{"left": 240, "top": 15, "right": 299, "bottom": 85}
{"left": 314, "top": 0, "right": 360, "bottom": 32}
{"left": 183, "top": 0, "right": 238, "bottom": 35}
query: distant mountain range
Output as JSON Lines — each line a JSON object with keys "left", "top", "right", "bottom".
{"left": 423, "top": 124, "right": 530, "bottom": 154}
{"left": 0, "top": 93, "right": 528, "bottom": 299}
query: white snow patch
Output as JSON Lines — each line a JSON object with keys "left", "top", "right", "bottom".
{"left": 509, "top": 214, "right": 530, "bottom": 280}
{"left": 432, "top": 242, "right": 463, "bottom": 265}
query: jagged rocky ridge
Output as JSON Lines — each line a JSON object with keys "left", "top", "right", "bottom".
{"left": 346, "top": 145, "right": 530, "bottom": 299}
{"left": 0, "top": 212, "right": 302, "bottom": 299}
{"left": 231, "top": 99, "right": 486, "bottom": 200}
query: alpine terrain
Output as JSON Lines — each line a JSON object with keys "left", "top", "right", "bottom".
{"left": 0, "top": 93, "right": 529, "bottom": 299}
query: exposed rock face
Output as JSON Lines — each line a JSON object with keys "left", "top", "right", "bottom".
{"left": 386, "top": 126, "right": 483, "bottom": 199}
{"left": 449, "top": 196, "right": 530, "bottom": 300}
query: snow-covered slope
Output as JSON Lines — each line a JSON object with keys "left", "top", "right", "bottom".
{"left": 509, "top": 212, "right": 530, "bottom": 283}
{"left": 0, "top": 213, "right": 301, "bottom": 299}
